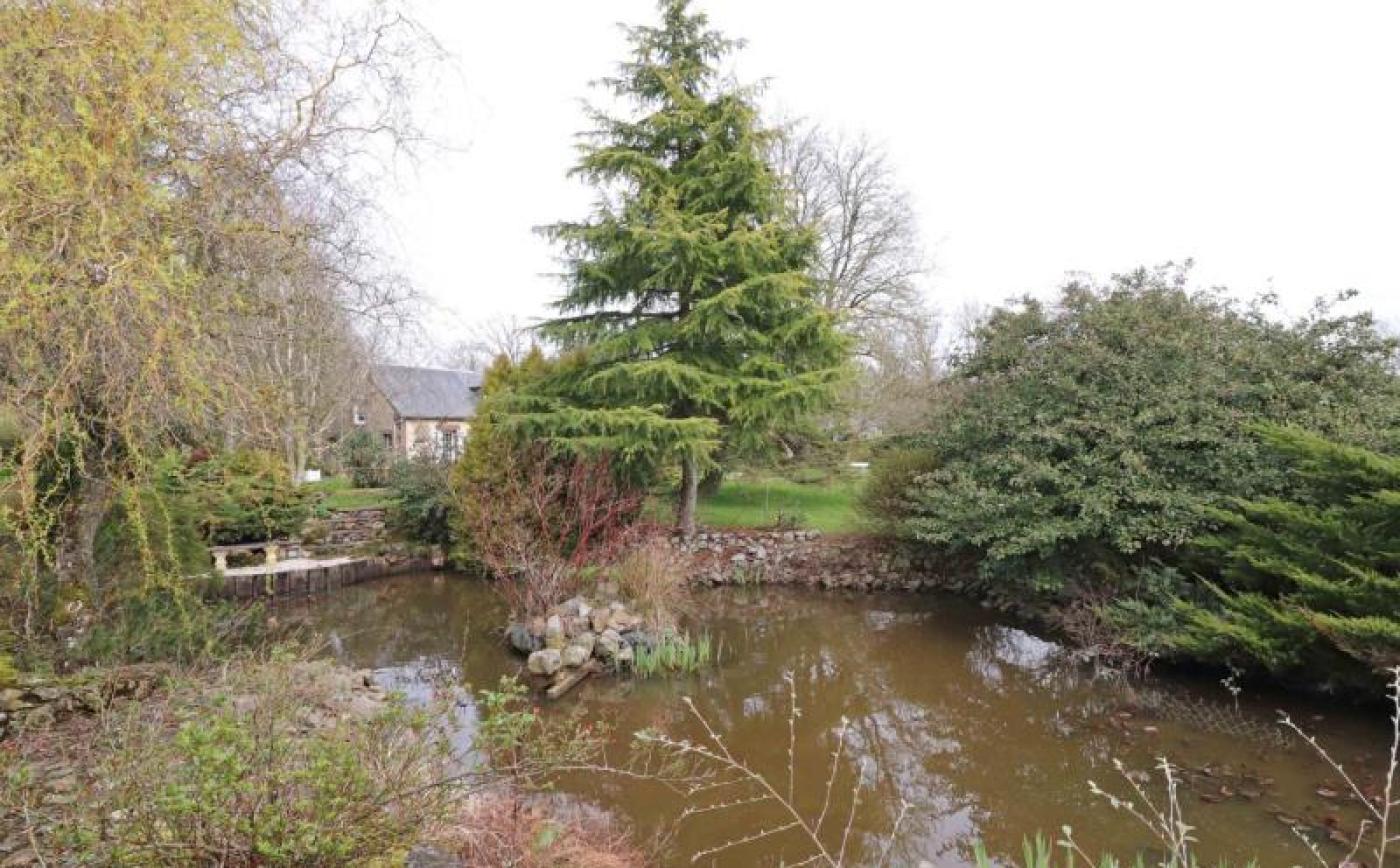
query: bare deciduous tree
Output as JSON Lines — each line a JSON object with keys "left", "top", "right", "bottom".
{"left": 773, "top": 121, "right": 929, "bottom": 346}
{"left": 847, "top": 312, "right": 946, "bottom": 438}
{"left": 437, "top": 313, "right": 537, "bottom": 371}
{"left": 774, "top": 120, "right": 947, "bottom": 437}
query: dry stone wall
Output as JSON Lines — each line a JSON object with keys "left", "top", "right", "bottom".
{"left": 321, "top": 507, "right": 387, "bottom": 547}
{"left": 673, "top": 529, "right": 945, "bottom": 592}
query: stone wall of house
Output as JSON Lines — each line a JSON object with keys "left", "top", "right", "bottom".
{"left": 672, "top": 529, "right": 945, "bottom": 592}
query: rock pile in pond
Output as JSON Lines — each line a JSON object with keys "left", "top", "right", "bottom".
{"left": 505, "top": 597, "right": 655, "bottom": 698}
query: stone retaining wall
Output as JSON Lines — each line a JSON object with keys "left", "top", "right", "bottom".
{"left": 1, "top": 666, "right": 163, "bottom": 739}
{"left": 674, "top": 529, "right": 945, "bottom": 592}
{"left": 214, "top": 553, "right": 433, "bottom": 600}
{"left": 321, "top": 507, "right": 388, "bottom": 547}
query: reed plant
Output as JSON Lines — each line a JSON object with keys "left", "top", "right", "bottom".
{"left": 611, "top": 539, "right": 693, "bottom": 630}
{"left": 629, "top": 631, "right": 714, "bottom": 678}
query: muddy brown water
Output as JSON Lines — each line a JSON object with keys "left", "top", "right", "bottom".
{"left": 289, "top": 572, "right": 1391, "bottom": 866}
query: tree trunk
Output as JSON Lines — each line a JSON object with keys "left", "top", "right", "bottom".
{"left": 677, "top": 453, "right": 699, "bottom": 538}
{"left": 56, "top": 473, "right": 114, "bottom": 609}
{"left": 292, "top": 430, "right": 309, "bottom": 485}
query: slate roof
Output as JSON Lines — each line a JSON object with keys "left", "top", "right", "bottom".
{"left": 371, "top": 365, "right": 483, "bottom": 420}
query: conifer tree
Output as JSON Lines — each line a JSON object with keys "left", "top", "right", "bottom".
{"left": 1173, "top": 425, "right": 1400, "bottom": 687}
{"left": 522, "top": 0, "right": 848, "bottom": 535}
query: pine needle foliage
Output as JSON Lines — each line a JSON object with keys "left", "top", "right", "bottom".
{"left": 1170, "top": 425, "right": 1400, "bottom": 685}
{"left": 527, "top": 0, "right": 849, "bottom": 533}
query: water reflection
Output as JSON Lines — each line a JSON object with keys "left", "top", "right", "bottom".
{"left": 289, "top": 574, "right": 1390, "bottom": 867}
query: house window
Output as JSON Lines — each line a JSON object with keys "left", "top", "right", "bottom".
{"left": 439, "top": 427, "right": 461, "bottom": 461}
{"left": 352, "top": 405, "right": 366, "bottom": 426}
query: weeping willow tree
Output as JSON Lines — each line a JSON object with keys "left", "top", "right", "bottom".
{"left": 1172, "top": 425, "right": 1400, "bottom": 687}
{"left": 528, "top": 0, "right": 849, "bottom": 535}
{"left": 0, "top": 0, "right": 432, "bottom": 647}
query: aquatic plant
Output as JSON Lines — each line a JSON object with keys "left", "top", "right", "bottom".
{"left": 629, "top": 631, "right": 714, "bottom": 678}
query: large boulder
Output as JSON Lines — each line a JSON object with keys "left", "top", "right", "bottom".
{"left": 573, "top": 631, "right": 596, "bottom": 657}
{"left": 561, "top": 644, "right": 590, "bottom": 668}
{"left": 505, "top": 624, "right": 536, "bottom": 655}
{"left": 527, "top": 648, "right": 562, "bottom": 677}
{"left": 609, "top": 610, "right": 641, "bottom": 632}
{"left": 596, "top": 629, "right": 622, "bottom": 661}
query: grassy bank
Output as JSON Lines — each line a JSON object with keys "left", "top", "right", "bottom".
{"left": 306, "top": 476, "right": 395, "bottom": 511}
{"left": 693, "top": 473, "right": 865, "bottom": 534}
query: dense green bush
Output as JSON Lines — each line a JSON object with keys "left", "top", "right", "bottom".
{"left": 891, "top": 265, "right": 1400, "bottom": 599}
{"left": 335, "top": 428, "right": 389, "bottom": 488}
{"left": 385, "top": 455, "right": 454, "bottom": 547}
{"left": 860, "top": 447, "right": 939, "bottom": 529}
{"left": 1112, "top": 426, "right": 1400, "bottom": 688}
{"left": 186, "top": 449, "right": 315, "bottom": 545}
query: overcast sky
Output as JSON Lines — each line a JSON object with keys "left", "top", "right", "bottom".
{"left": 379, "top": 0, "right": 1400, "bottom": 345}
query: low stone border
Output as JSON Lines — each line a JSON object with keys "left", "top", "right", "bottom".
{"left": 0, "top": 666, "right": 166, "bottom": 739}
{"left": 673, "top": 529, "right": 946, "bottom": 592}
{"left": 213, "top": 554, "right": 435, "bottom": 600}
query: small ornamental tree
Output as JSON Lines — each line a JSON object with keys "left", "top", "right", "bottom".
{"left": 526, "top": 0, "right": 849, "bottom": 535}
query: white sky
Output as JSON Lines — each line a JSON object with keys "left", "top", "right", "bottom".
{"left": 379, "top": 0, "right": 1400, "bottom": 345}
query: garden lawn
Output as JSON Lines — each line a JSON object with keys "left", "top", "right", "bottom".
{"left": 307, "top": 476, "right": 395, "bottom": 511}
{"left": 695, "top": 475, "right": 865, "bottom": 534}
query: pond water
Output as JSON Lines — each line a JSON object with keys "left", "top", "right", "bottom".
{"left": 287, "top": 573, "right": 1391, "bottom": 866}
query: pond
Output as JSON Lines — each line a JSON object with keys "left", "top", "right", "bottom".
{"left": 287, "top": 572, "right": 1390, "bottom": 866}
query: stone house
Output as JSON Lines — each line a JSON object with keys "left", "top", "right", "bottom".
{"left": 352, "top": 364, "right": 483, "bottom": 460}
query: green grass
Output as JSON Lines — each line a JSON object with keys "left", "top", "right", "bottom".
{"left": 694, "top": 473, "right": 866, "bottom": 534}
{"left": 305, "top": 476, "right": 395, "bottom": 512}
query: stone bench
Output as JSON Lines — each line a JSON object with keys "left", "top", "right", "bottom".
{"left": 210, "top": 539, "right": 301, "bottom": 571}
